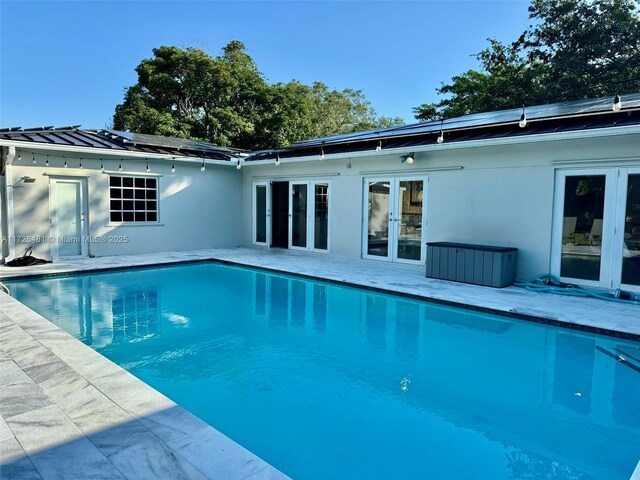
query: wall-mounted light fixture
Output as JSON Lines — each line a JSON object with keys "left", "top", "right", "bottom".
{"left": 100, "top": 160, "right": 105, "bottom": 173}
{"left": 45, "top": 155, "right": 49, "bottom": 167}
{"left": 79, "top": 157, "right": 83, "bottom": 169}
{"left": 12, "top": 176, "right": 36, "bottom": 187}
{"left": 146, "top": 161, "right": 151, "bottom": 173}
{"left": 320, "top": 146, "right": 325, "bottom": 161}
{"left": 275, "top": 151, "right": 280, "bottom": 166}
{"left": 171, "top": 158, "right": 176, "bottom": 173}
{"left": 375, "top": 140, "right": 382, "bottom": 152}
{"left": 613, "top": 94, "right": 622, "bottom": 112}
{"left": 401, "top": 153, "right": 415, "bottom": 165}
{"left": 118, "top": 161, "right": 123, "bottom": 172}
{"left": 32, "top": 152, "right": 36, "bottom": 164}
{"left": 236, "top": 159, "right": 242, "bottom": 170}
{"left": 201, "top": 158, "right": 206, "bottom": 172}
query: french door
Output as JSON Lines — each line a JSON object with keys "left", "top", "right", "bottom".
{"left": 551, "top": 167, "right": 640, "bottom": 291}
{"left": 252, "top": 180, "right": 330, "bottom": 251}
{"left": 289, "top": 181, "right": 330, "bottom": 252}
{"left": 363, "top": 177, "right": 427, "bottom": 264}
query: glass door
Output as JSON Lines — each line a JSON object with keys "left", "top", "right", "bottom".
{"left": 617, "top": 168, "right": 640, "bottom": 290}
{"left": 253, "top": 182, "right": 269, "bottom": 246}
{"left": 365, "top": 180, "right": 391, "bottom": 258}
{"left": 290, "top": 182, "right": 308, "bottom": 250}
{"left": 288, "top": 181, "right": 330, "bottom": 252}
{"left": 551, "top": 168, "right": 640, "bottom": 291}
{"left": 364, "top": 177, "right": 427, "bottom": 264}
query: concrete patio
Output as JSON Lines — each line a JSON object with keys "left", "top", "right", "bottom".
{"left": 1, "top": 247, "right": 639, "bottom": 480}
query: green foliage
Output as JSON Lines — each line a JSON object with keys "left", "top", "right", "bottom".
{"left": 413, "top": 0, "right": 640, "bottom": 121}
{"left": 114, "top": 42, "right": 401, "bottom": 149}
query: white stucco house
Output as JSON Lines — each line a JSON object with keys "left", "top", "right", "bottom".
{"left": 1, "top": 93, "right": 639, "bottom": 292}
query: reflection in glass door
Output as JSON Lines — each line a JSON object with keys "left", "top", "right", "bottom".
{"left": 552, "top": 168, "right": 640, "bottom": 291}
{"left": 621, "top": 172, "right": 640, "bottom": 287}
{"left": 367, "top": 181, "right": 390, "bottom": 257}
{"left": 364, "top": 178, "right": 426, "bottom": 264}
{"left": 253, "top": 182, "right": 269, "bottom": 246}
{"left": 559, "top": 175, "right": 606, "bottom": 281}
{"left": 289, "top": 181, "right": 330, "bottom": 251}
{"left": 290, "top": 183, "right": 308, "bottom": 248}
{"left": 396, "top": 180, "right": 424, "bottom": 261}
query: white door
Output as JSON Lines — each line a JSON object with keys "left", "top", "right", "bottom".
{"left": 288, "top": 181, "right": 330, "bottom": 252}
{"left": 363, "top": 177, "right": 427, "bottom": 264}
{"left": 50, "top": 178, "right": 88, "bottom": 257}
{"left": 551, "top": 167, "right": 640, "bottom": 291}
{"left": 253, "top": 181, "right": 270, "bottom": 246}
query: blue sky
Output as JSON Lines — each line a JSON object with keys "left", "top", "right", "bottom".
{"left": 0, "top": 1, "right": 531, "bottom": 129}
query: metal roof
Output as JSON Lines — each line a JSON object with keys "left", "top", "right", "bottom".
{"left": 246, "top": 93, "right": 640, "bottom": 161}
{"left": 0, "top": 126, "right": 245, "bottom": 161}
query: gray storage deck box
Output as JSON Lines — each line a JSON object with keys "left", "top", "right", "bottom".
{"left": 426, "top": 242, "right": 518, "bottom": 288}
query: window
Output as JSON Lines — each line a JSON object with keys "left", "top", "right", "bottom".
{"left": 109, "top": 176, "right": 158, "bottom": 223}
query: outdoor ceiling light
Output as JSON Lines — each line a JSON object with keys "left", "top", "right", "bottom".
{"left": 519, "top": 106, "right": 527, "bottom": 128}
{"left": 236, "top": 159, "right": 242, "bottom": 170}
{"left": 320, "top": 146, "right": 325, "bottom": 161}
{"left": 402, "top": 153, "right": 415, "bottom": 165}
{"left": 613, "top": 94, "right": 622, "bottom": 112}
{"left": 437, "top": 121, "right": 444, "bottom": 144}
{"left": 275, "top": 152, "right": 280, "bottom": 166}
{"left": 375, "top": 140, "right": 382, "bottom": 152}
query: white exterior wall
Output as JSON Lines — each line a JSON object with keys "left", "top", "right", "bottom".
{"left": 241, "top": 131, "right": 640, "bottom": 282}
{"left": 2, "top": 149, "right": 243, "bottom": 261}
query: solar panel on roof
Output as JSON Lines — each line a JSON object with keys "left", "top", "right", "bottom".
{"left": 106, "top": 130, "right": 242, "bottom": 155}
{"left": 290, "top": 93, "right": 640, "bottom": 148}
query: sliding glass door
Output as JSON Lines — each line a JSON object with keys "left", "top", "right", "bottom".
{"left": 289, "top": 181, "right": 330, "bottom": 252}
{"left": 551, "top": 167, "right": 640, "bottom": 291}
{"left": 364, "top": 177, "right": 427, "bottom": 264}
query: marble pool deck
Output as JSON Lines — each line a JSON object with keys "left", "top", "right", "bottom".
{"left": 1, "top": 246, "right": 639, "bottom": 480}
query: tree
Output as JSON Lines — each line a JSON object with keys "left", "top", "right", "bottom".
{"left": 413, "top": 0, "right": 640, "bottom": 121}
{"left": 114, "top": 42, "right": 402, "bottom": 150}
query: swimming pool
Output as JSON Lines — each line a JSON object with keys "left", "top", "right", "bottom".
{"left": 6, "top": 262, "right": 640, "bottom": 479}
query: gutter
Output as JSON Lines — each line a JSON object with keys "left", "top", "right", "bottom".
{"left": 1, "top": 146, "right": 17, "bottom": 263}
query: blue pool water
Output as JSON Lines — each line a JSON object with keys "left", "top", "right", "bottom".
{"left": 6, "top": 262, "right": 640, "bottom": 479}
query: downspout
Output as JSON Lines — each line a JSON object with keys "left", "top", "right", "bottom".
{"left": 1, "top": 146, "right": 17, "bottom": 263}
